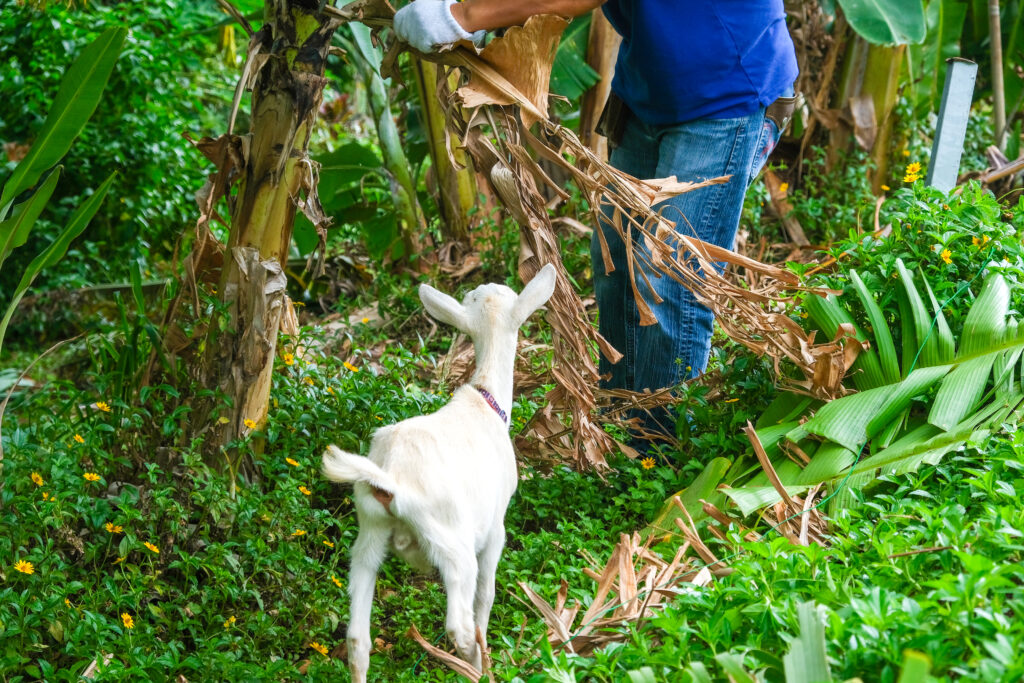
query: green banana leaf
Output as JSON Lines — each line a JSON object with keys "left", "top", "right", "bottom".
{"left": 0, "top": 168, "right": 61, "bottom": 271}
{"left": 0, "top": 27, "right": 126, "bottom": 219}
{"left": 804, "top": 292, "right": 885, "bottom": 389}
{"left": 783, "top": 602, "right": 832, "bottom": 683}
{"left": 850, "top": 269, "right": 900, "bottom": 384}
{"left": 0, "top": 172, "right": 116, "bottom": 353}
{"left": 645, "top": 457, "right": 731, "bottom": 539}
{"left": 931, "top": 275, "right": 1010, "bottom": 429}
{"left": 838, "top": 0, "right": 927, "bottom": 45}
{"left": 550, "top": 15, "right": 601, "bottom": 101}
{"left": 907, "top": 0, "right": 969, "bottom": 114}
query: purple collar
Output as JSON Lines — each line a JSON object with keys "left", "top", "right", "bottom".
{"left": 474, "top": 386, "right": 509, "bottom": 427}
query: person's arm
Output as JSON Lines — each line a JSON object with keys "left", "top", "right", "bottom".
{"left": 451, "top": 0, "right": 606, "bottom": 32}
{"left": 394, "top": 0, "right": 605, "bottom": 53}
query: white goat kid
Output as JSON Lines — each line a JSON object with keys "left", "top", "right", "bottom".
{"left": 322, "top": 264, "right": 556, "bottom": 683}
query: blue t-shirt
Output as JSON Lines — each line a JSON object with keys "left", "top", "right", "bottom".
{"left": 602, "top": 0, "right": 798, "bottom": 126}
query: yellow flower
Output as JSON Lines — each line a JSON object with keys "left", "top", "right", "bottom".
{"left": 113, "top": 556, "right": 125, "bottom": 565}
{"left": 223, "top": 615, "right": 236, "bottom": 629}
{"left": 41, "top": 492, "right": 51, "bottom": 501}
{"left": 13, "top": 559, "right": 34, "bottom": 574}
{"left": 361, "top": 317, "right": 370, "bottom": 324}
{"left": 31, "top": 472, "right": 44, "bottom": 487}
{"left": 74, "top": 434, "right": 85, "bottom": 444}
{"left": 121, "top": 613, "right": 134, "bottom": 629}
{"left": 343, "top": 361, "right": 359, "bottom": 373}
{"left": 303, "top": 377, "right": 315, "bottom": 386}
{"left": 906, "top": 161, "right": 922, "bottom": 175}
{"left": 880, "top": 184, "right": 890, "bottom": 191}
{"left": 286, "top": 457, "right": 300, "bottom": 467}
{"left": 940, "top": 249, "right": 952, "bottom": 265}
{"left": 83, "top": 473, "right": 101, "bottom": 482}
{"left": 778, "top": 182, "right": 789, "bottom": 193}
{"left": 105, "top": 523, "right": 124, "bottom": 534}
{"left": 283, "top": 353, "right": 295, "bottom": 366}
{"left": 298, "top": 486, "right": 312, "bottom": 496}
{"left": 64, "top": 598, "right": 71, "bottom": 607}
{"left": 95, "top": 401, "right": 112, "bottom": 413}
{"left": 143, "top": 542, "right": 159, "bottom": 554}
{"left": 724, "top": 398, "right": 739, "bottom": 403}
{"left": 331, "top": 575, "right": 343, "bottom": 588}
{"left": 326, "top": 386, "right": 335, "bottom": 395}
{"left": 973, "top": 235, "right": 990, "bottom": 249}
{"left": 902, "top": 148, "right": 911, "bottom": 157}
{"left": 903, "top": 173, "right": 920, "bottom": 183}
{"left": 640, "top": 457, "right": 656, "bottom": 470}
{"left": 309, "top": 641, "right": 328, "bottom": 656}
{"left": 291, "top": 529, "right": 306, "bottom": 537}
{"left": 244, "top": 419, "right": 257, "bottom": 430}
{"left": 374, "top": 415, "right": 383, "bottom": 421}
{"left": 323, "top": 540, "right": 334, "bottom": 548}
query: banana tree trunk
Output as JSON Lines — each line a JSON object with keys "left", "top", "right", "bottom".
{"left": 197, "top": 0, "right": 336, "bottom": 473}
{"left": 833, "top": 35, "right": 905, "bottom": 193}
{"left": 412, "top": 58, "right": 477, "bottom": 242}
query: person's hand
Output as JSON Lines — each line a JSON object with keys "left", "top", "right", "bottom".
{"left": 393, "top": 0, "right": 483, "bottom": 53}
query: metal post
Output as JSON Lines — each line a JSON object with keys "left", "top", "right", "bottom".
{"left": 926, "top": 58, "right": 978, "bottom": 193}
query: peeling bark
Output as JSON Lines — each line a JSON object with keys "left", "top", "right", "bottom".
{"left": 193, "top": 1, "right": 338, "bottom": 471}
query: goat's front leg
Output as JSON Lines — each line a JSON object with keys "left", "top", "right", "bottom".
{"left": 347, "top": 525, "right": 388, "bottom": 683}
{"left": 473, "top": 526, "right": 505, "bottom": 647}
{"left": 437, "top": 545, "right": 481, "bottom": 669}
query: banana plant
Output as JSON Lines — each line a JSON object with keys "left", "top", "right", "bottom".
{"left": 725, "top": 260, "right": 1024, "bottom": 515}
{"left": 0, "top": 26, "right": 125, "bottom": 354}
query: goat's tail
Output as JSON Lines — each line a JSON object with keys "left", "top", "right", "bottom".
{"left": 321, "top": 445, "right": 397, "bottom": 494}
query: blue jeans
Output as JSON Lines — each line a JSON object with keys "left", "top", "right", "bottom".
{"left": 592, "top": 106, "right": 782, "bottom": 435}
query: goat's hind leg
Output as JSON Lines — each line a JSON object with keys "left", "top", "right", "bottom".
{"left": 473, "top": 526, "right": 505, "bottom": 650}
{"left": 436, "top": 544, "right": 481, "bottom": 669}
{"left": 347, "top": 524, "right": 389, "bottom": 683}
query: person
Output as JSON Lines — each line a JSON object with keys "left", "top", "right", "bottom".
{"left": 395, "top": 0, "right": 798, "bottom": 438}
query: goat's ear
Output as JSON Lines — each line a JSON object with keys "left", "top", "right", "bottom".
{"left": 512, "top": 263, "right": 557, "bottom": 326}
{"left": 419, "top": 284, "right": 470, "bottom": 332}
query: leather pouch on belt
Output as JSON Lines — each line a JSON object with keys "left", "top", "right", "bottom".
{"left": 595, "top": 92, "right": 629, "bottom": 150}
{"left": 765, "top": 94, "right": 797, "bottom": 132}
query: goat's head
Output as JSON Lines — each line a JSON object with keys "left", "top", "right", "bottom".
{"left": 419, "top": 263, "right": 557, "bottom": 337}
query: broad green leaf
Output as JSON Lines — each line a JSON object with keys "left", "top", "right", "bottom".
{"left": 855, "top": 399, "right": 1015, "bottom": 478}
{"left": 850, "top": 270, "right": 900, "bottom": 383}
{"left": 348, "top": 22, "right": 381, "bottom": 72}
{"left": 551, "top": 15, "right": 601, "bottom": 101}
{"left": 0, "top": 167, "right": 61, "bottom": 271}
{"left": 804, "top": 292, "right": 884, "bottom": 389}
{"left": 0, "top": 27, "right": 126, "bottom": 218}
{"left": 757, "top": 391, "right": 817, "bottom": 428}
{"left": 959, "top": 274, "right": 1009, "bottom": 357}
{"left": 783, "top": 602, "right": 831, "bottom": 683}
{"left": 897, "top": 259, "right": 942, "bottom": 369}
{"left": 0, "top": 172, "right": 116, "bottom": 354}
{"left": 722, "top": 484, "right": 810, "bottom": 517}
{"left": 907, "top": 0, "right": 968, "bottom": 113}
{"left": 803, "top": 365, "right": 948, "bottom": 451}
{"left": 626, "top": 667, "right": 656, "bottom": 683}
{"left": 897, "top": 650, "right": 932, "bottom": 683}
{"left": 919, "top": 273, "right": 955, "bottom": 362}
{"left": 685, "top": 663, "right": 713, "bottom": 683}
{"left": 713, "top": 653, "right": 756, "bottom": 683}
{"left": 838, "top": 0, "right": 927, "bottom": 45}
{"left": 931, "top": 276, "right": 1011, "bottom": 429}
{"left": 796, "top": 442, "right": 857, "bottom": 486}
{"left": 645, "top": 457, "right": 731, "bottom": 538}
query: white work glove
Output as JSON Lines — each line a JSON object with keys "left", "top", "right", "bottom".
{"left": 393, "top": 0, "right": 485, "bottom": 53}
